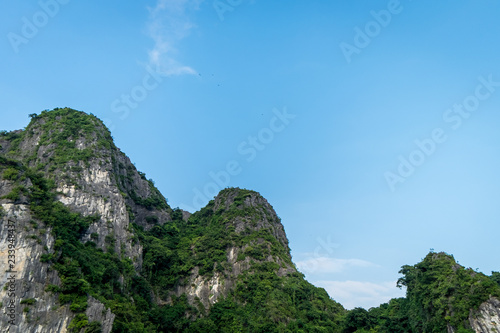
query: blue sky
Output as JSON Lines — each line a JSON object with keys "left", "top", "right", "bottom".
{"left": 2, "top": 0, "right": 500, "bottom": 309}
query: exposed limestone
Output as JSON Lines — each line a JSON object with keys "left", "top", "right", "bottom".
{"left": 213, "top": 188, "right": 291, "bottom": 253}
{"left": 169, "top": 189, "right": 297, "bottom": 310}
{"left": 169, "top": 246, "right": 252, "bottom": 309}
{"left": 55, "top": 163, "right": 143, "bottom": 269}
{"left": 469, "top": 297, "right": 500, "bottom": 333}
{"left": 0, "top": 203, "right": 75, "bottom": 333}
{"left": 2, "top": 109, "right": 499, "bottom": 332}
{"left": 0, "top": 110, "right": 172, "bottom": 332}
{"left": 85, "top": 296, "right": 115, "bottom": 333}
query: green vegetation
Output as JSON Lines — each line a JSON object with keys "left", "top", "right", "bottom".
{"left": 45, "top": 284, "right": 61, "bottom": 293}
{"left": 0, "top": 130, "right": 24, "bottom": 157}
{"left": 21, "top": 165, "right": 156, "bottom": 331}
{"left": 68, "top": 313, "right": 102, "bottom": 333}
{"left": 114, "top": 160, "right": 170, "bottom": 211}
{"left": 84, "top": 321, "right": 103, "bottom": 333}
{"left": 5, "top": 107, "right": 170, "bottom": 212}
{"left": 341, "top": 251, "right": 500, "bottom": 333}
{"left": 340, "top": 298, "right": 410, "bottom": 333}
{"left": 398, "top": 252, "right": 500, "bottom": 332}
{"left": 20, "top": 161, "right": 345, "bottom": 331}
{"left": 2, "top": 167, "right": 19, "bottom": 180}
{"left": 20, "top": 298, "right": 37, "bottom": 305}
{"left": 129, "top": 187, "right": 169, "bottom": 210}
{"left": 1, "top": 185, "right": 27, "bottom": 201}
{"left": 130, "top": 200, "right": 347, "bottom": 332}
{"left": 68, "top": 314, "right": 89, "bottom": 332}
{"left": 135, "top": 189, "right": 293, "bottom": 294}
{"left": 31, "top": 108, "right": 111, "bottom": 163}
{"left": 3, "top": 108, "right": 113, "bottom": 173}
{"left": 491, "top": 271, "right": 500, "bottom": 287}
{"left": 0, "top": 156, "right": 26, "bottom": 203}
{"left": 227, "top": 263, "right": 344, "bottom": 332}
{"left": 120, "top": 188, "right": 345, "bottom": 331}
{"left": 3, "top": 109, "right": 499, "bottom": 333}
{"left": 2, "top": 147, "right": 341, "bottom": 332}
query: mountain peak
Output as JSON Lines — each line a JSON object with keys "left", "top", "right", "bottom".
{"left": 2, "top": 109, "right": 499, "bottom": 332}
{"left": 0, "top": 108, "right": 114, "bottom": 171}
{"left": 213, "top": 187, "right": 269, "bottom": 213}
{"left": 29, "top": 107, "right": 105, "bottom": 126}
{"left": 28, "top": 107, "right": 110, "bottom": 140}
{"left": 212, "top": 187, "right": 291, "bottom": 257}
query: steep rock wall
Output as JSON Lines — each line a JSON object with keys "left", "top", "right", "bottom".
{"left": 169, "top": 188, "right": 296, "bottom": 310}
{"left": 0, "top": 110, "right": 174, "bottom": 332}
{"left": 469, "top": 297, "right": 500, "bottom": 333}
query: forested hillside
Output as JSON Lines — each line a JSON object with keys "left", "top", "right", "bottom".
{"left": 0, "top": 108, "right": 499, "bottom": 332}
{"left": 341, "top": 252, "right": 500, "bottom": 333}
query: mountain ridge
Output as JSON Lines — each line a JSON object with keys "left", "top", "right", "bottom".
{"left": 0, "top": 107, "right": 499, "bottom": 333}
{"left": 0, "top": 108, "right": 345, "bottom": 332}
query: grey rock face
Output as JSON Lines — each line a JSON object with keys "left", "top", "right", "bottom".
{"left": 170, "top": 188, "right": 296, "bottom": 310}
{"left": 213, "top": 188, "right": 291, "bottom": 254}
{"left": 469, "top": 297, "right": 500, "bottom": 333}
{"left": 85, "top": 296, "right": 115, "bottom": 333}
{"left": 0, "top": 111, "right": 172, "bottom": 332}
{"left": 0, "top": 111, "right": 300, "bottom": 332}
{"left": 12, "top": 114, "right": 172, "bottom": 264}
{"left": 0, "top": 195, "right": 74, "bottom": 332}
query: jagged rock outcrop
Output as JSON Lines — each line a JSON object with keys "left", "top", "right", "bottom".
{"left": 169, "top": 188, "right": 297, "bottom": 310}
{"left": 469, "top": 297, "right": 500, "bottom": 333}
{"left": 212, "top": 188, "right": 291, "bottom": 253}
{"left": 85, "top": 296, "right": 115, "bottom": 333}
{"left": 1, "top": 109, "right": 321, "bottom": 332}
{"left": 4, "top": 110, "right": 173, "bottom": 263}
{"left": 0, "top": 109, "right": 176, "bottom": 332}
{"left": 7, "top": 108, "right": 498, "bottom": 332}
{"left": 0, "top": 175, "right": 73, "bottom": 332}
{"left": 397, "top": 252, "right": 500, "bottom": 333}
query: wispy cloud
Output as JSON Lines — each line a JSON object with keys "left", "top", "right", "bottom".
{"left": 146, "top": 0, "right": 202, "bottom": 76}
{"left": 296, "top": 256, "right": 377, "bottom": 274}
{"left": 315, "top": 280, "right": 405, "bottom": 310}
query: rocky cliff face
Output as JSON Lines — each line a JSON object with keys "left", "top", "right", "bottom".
{"left": 0, "top": 161, "right": 116, "bottom": 333}
{"left": 169, "top": 188, "right": 297, "bottom": 309}
{"left": 3, "top": 108, "right": 497, "bottom": 332}
{"left": 469, "top": 297, "right": 500, "bottom": 333}
{"left": 0, "top": 108, "right": 344, "bottom": 332}
{"left": 0, "top": 109, "right": 174, "bottom": 332}
{"left": 0, "top": 188, "right": 69, "bottom": 333}
{"left": 396, "top": 251, "right": 500, "bottom": 333}
{"left": 4, "top": 110, "right": 172, "bottom": 261}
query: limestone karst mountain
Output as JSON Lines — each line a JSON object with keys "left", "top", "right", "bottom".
{"left": 0, "top": 108, "right": 344, "bottom": 332}
{"left": 0, "top": 108, "right": 499, "bottom": 332}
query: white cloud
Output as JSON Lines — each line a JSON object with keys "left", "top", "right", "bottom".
{"left": 146, "top": 0, "right": 203, "bottom": 76}
{"left": 314, "top": 280, "right": 406, "bottom": 310}
{"left": 296, "top": 256, "right": 378, "bottom": 274}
